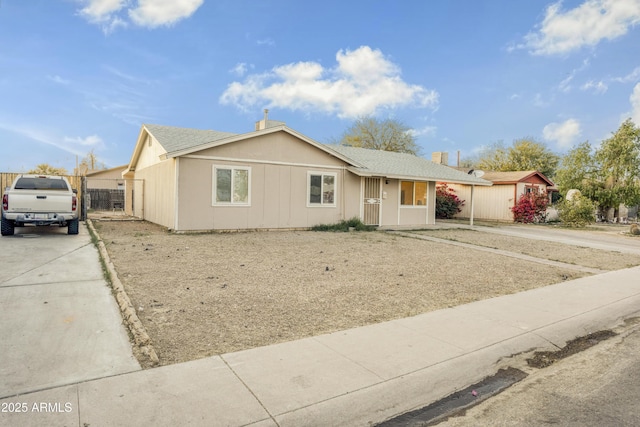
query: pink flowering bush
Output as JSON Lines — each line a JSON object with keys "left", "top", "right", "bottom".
{"left": 511, "top": 192, "right": 548, "bottom": 223}
{"left": 436, "top": 184, "right": 465, "bottom": 219}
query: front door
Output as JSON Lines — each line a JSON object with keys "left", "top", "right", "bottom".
{"left": 363, "top": 177, "right": 381, "bottom": 226}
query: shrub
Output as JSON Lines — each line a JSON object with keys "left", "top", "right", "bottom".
{"left": 311, "top": 217, "right": 376, "bottom": 232}
{"left": 436, "top": 184, "right": 465, "bottom": 219}
{"left": 557, "top": 195, "right": 597, "bottom": 228}
{"left": 511, "top": 192, "right": 548, "bottom": 223}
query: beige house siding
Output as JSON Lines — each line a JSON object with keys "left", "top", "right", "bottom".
{"left": 377, "top": 179, "right": 436, "bottom": 227}
{"left": 189, "top": 132, "right": 346, "bottom": 168}
{"left": 174, "top": 135, "right": 360, "bottom": 231}
{"left": 451, "top": 184, "right": 515, "bottom": 221}
{"left": 380, "top": 179, "right": 399, "bottom": 226}
{"left": 135, "top": 159, "right": 176, "bottom": 229}
{"left": 86, "top": 166, "right": 127, "bottom": 189}
{"left": 137, "top": 135, "right": 167, "bottom": 170}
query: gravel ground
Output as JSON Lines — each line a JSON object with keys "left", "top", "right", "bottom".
{"left": 93, "top": 220, "right": 624, "bottom": 367}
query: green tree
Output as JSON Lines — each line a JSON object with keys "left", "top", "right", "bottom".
{"left": 477, "top": 138, "right": 559, "bottom": 177}
{"left": 334, "top": 116, "right": 419, "bottom": 155}
{"left": 553, "top": 141, "right": 598, "bottom": 197}
{"left": 557, "top": 194, "right": 597, "bottom": 228}
{"left": 28, "top": 164, "right": 68, "bottom": 175}
{"left": 592, "top": 119, "right": 640, "bottom": 217}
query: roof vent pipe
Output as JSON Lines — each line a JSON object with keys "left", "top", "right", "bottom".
{"left": 264, "top": 109, "right": 269, "bottom": 122}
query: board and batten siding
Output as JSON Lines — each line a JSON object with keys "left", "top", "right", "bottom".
{"left": 173, "top": 132, "right": 362, "bottom": 231}
{"left": 134, "top": 157, "right": 176, "bottom": 229}
{"left": 450, "top": 183, "right": 515, "bottom": 222}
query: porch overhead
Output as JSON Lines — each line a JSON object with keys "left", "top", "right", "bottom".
{"left": 329, "top": 145, "right": 492, "bottom": 185}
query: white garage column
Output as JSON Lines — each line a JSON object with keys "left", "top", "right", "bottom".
{"left": 470, "top": 184, "right": 475, "bottom": 226}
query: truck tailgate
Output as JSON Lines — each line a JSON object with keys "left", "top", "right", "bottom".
{"left": 7, "top": 191, "right": 73, "bottom": 213}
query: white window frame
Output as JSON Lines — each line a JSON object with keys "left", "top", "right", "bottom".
{"left": 307, "top": 171, "right": 337, "bottom": 208}
{"left": 212, "top": 165, "right": 251, "bottom": 206}
{"left": 399, "top": 180, "right": 427, "bottom": 207}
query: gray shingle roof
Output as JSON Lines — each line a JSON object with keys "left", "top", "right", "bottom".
{"left": 142, "top": 124, "right": 490, "bottom": 185}
{"left": 329, "top": 145, "right": 491, "bottom": 185}
{"left": 144, "top": 124, "right": 237, "bottom": 155}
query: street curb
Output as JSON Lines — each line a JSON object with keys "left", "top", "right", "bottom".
{"left": 86, "top": 219, "right": 159, "bottom": 368}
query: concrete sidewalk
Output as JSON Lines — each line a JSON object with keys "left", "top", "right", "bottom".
{"left": 2, "top": 264, "right": 640, "bottom": 427}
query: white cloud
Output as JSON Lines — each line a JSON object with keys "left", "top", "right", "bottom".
{"left": 0, "top": 122, "right": 105, "bottom": 156}
{"left": 409, "top": 126, "right": 437, "bottom": 138}
{"left": 543, "top": 118, "right": 582, "bottom": 148}
{"left": 230, "top": 63, "right": 252, "bottom": 77}
{"left": 47, "top": 75, "right": 71, "bottom": 85}
{"left": 256, "top": 38, "right": 275, "bottom": 47}
{"left": 630, "top": 83, "right": 640, "bottom": 124}
{"left": 519, "top": 0, "right": 640, "bottom": 55}
{"left": 77, "top": 0, "right": 127, "bottom": 21}
{"left": 581, "top": 80, "right": 608, "bottom": 93}
{"left": 613, "top": 66, "right": 640, "bottom": 83}
{"left": 76, "top": 0, "right": 203, "bottom": 31}
{"left": 533, "top": 93, "right": 551, "bottom": 107}
{"left": 219, "top": 46, "right": 439, "bottom": 119}
{"left": 129, "top": 0, "right": 204, "bottom": 28}
{"left": 63, "top": 135, "right": 104, "bottom": 148}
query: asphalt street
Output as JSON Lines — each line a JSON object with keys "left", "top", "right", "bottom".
{"left": 439, "top": 318, "right": 640, "bottom": 427}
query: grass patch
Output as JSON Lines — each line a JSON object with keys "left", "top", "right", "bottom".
{"left": 311, "top": 217, "right": 376, "bottom": 232}
{"left": 86, "top": 220, "right": 113, "bottom": 286}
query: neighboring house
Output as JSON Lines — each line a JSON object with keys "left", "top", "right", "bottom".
{"left": 86, "top": 165, "right": 128, "bottom": 189}
{"left": 448, "top": 170, "right": 555, "bottom": 222}
{"left": 123, "top": 116, "right": 490, "bottom": 232}
{"left": 85, "top": 165, "right": 129, "bottom": 211}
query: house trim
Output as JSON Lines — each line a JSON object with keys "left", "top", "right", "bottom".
{"left": 183, "top": 154, "right": 347, "bottom": 171}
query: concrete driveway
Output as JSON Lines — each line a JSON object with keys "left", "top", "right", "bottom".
{"left": 472, "top": 223, "right": 640, "bottom": 255}
{"left": 0, "top": 223, "right": 140, "bottom": 399}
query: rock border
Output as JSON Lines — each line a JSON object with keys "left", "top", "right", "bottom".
{"left": 87, "top": 219, "right": 159, "bottom": 368}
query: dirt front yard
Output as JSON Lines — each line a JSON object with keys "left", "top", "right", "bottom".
{"left": 93, "top": 221, "right": 638, "bottom": 367}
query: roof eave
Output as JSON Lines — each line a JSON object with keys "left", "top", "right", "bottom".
{"left": 124, "top": 125, "right": 151, "bottom": 175}
{"left": 346, "top": 167, "right": 492, "bottom": 185}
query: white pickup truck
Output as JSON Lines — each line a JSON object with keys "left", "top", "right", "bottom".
{"left": 1, "top": 175, "right": 79, "bottom": 236}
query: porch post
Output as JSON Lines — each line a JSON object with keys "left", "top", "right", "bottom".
{"left": 470, "top": 184, "right": 475, "bottom": 226}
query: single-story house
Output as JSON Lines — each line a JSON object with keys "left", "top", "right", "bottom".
{"left": 447, "top": 170, "right": 555, "bottom": 222}
{"left": 123, "top": 116, "right": 490, "bottom": 231}
{"left": 86, "top": 165, "right": 129, "bottom": 189}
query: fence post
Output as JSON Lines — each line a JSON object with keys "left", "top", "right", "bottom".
{"left": 81, "top": 176, "right": 88, "bottom": 221}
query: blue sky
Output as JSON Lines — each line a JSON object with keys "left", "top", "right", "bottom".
{"left": 1, "top": 0, "right": 639, "bottom": 173}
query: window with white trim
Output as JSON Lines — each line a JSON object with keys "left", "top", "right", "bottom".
{"left": 213, "top": 166, "right": 250, "bottom": 205}
{"left": 308, "top": 172, "right": 336, "bottom": 206}
{"left": 400, "top": 181, "right": 427, "bottom": 206}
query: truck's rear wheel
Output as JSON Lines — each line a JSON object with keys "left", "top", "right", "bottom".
{"left": 68, "top": 218, "right": 79, "bottom": 235}
{"left": 1, "top": 216, "right": 15, "bottom": 236}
